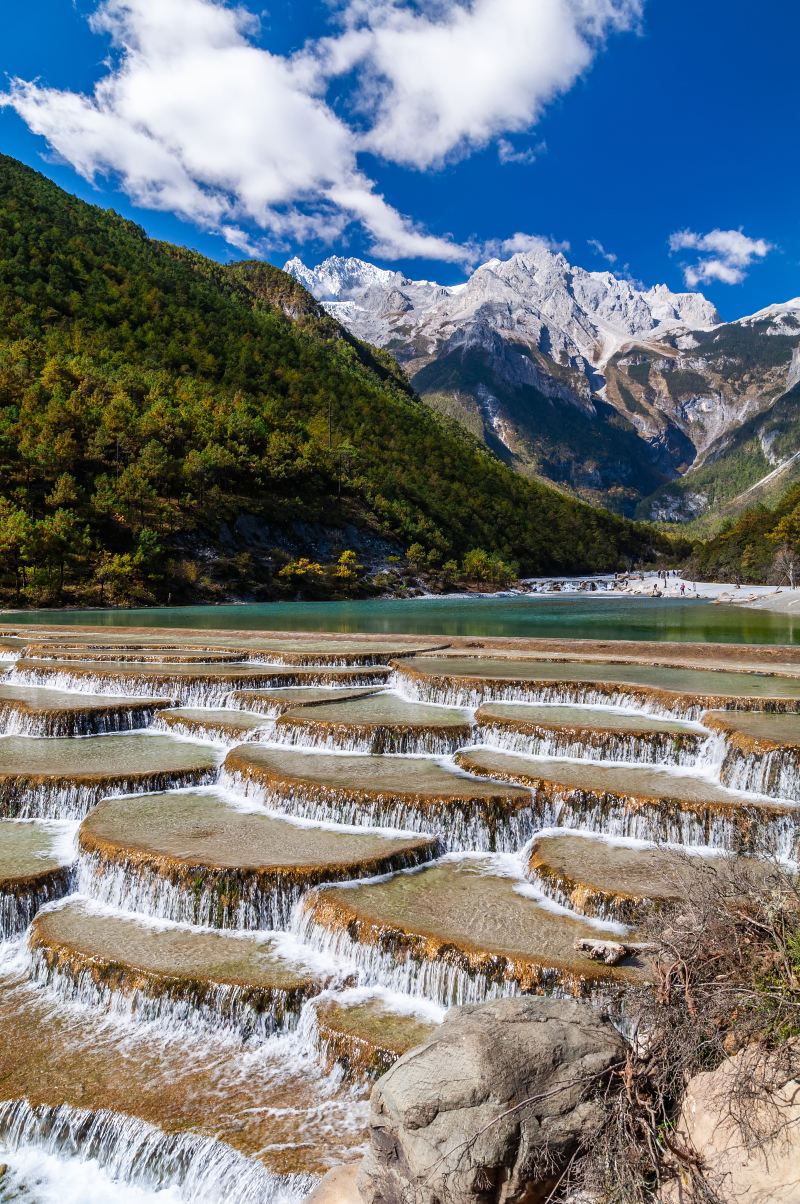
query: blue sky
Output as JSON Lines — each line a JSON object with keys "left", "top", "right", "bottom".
{"left": 1, "top": 0, "right": 797, "bottom": 320}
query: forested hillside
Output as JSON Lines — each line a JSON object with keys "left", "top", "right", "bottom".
{"left": 691, "top": 480, "right": 800, "bottom": 583}
{"left": 0, "top": 156, "right": 671, "bottom": 606}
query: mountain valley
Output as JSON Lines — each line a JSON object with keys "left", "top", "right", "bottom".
{"left": 287, "top": 251, "right": 800, "bottom": 525}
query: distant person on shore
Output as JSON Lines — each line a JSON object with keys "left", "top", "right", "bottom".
{"left": 680, "top": 582, "right": 685, "bottom": 595}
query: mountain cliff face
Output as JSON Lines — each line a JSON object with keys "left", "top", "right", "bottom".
{"left": 285, "top": 251, "right": 800, "bottom": 523}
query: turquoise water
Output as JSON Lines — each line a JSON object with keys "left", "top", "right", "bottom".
{"left": 3, "top": 595, "right": 800, "bottom": 645}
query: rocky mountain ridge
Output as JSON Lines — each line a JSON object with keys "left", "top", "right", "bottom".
{"left": 286, "top": 250, "right": 800, "bottom": 522}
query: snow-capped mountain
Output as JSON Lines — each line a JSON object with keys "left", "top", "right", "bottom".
{"left": 286, "top": 245, "right": 719, "bottom": 377}
{"left": 285, "top": 247, "right": 800, "bottom": 520}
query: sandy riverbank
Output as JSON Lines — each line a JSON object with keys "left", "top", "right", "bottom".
{"left": 615, "top": 575, "right": 800, "bottom": 613}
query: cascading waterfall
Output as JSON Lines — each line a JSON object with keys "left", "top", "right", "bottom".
{"left": 0, "top": 1099, "right": 313, "bottom": 1204}
{"left": 11, "top": 667, "right": 388, "bottom": 707}
{"left": 247, "top": 653, "right": 392, "bottom": 668}
{"left": 0, "top": 702, "right": 163, "bottom": 739}
{"left": 476, "top": 723, "right": 709, "bottom": 768}
{"left": 10, "top": 668, "right": 235, "bottom": 708}
{"left": 527, "top": 787, "right": 800, "bottom": 860}
{"left": 719, "top": 745, "right": 800, "bottom": 802}
{"left": 292, "top": 985, "right": 444, "bottom": 1078}
{"left": 77, "top": 852, "right": 311, "bottom": 932}
{"left": 269, "top": 722, "right": 471, "bottom": 757}
{"left": 293, "top": 904, "right": 520, "bottom": 1009}
{"left": 395, "top": 673, "right": 794, "bottom": 721}
{"left": 28, "top": 940, "right": 313, "bottom": 1042}
{"left": 219, "top": 768, "right": 537, "bottom": 853}
{"left": 0, "top": 766, "right": 219, "bottom": 821}
{"left": 151, "top": 713, "right": 274, "bottom": 746}
{"left": 1, "top": 866, "right": 75, "bottom": 940}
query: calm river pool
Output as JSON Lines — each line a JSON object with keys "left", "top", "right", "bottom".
{"left": 3, "top": 595, "right": 800, "bottom": 645}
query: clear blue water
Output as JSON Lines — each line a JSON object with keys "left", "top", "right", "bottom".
{"left": 3, "top": 595, "right": 800, "bottom": 645}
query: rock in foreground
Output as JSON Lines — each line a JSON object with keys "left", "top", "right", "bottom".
{"left": 358, "top": 996, "right": 625, "bottom": 1204}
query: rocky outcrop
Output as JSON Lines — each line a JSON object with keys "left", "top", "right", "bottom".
{"left": 667, "top": 1048, "right": 800, "bottom": 1204}
{"left": 357, "top": 996, "right": 625, "bottom": 1204}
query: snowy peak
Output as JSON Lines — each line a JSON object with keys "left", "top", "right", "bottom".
{"left": 282, "top": 254, "right": 395, "bottom": 300}
{"left": 735, "top": 297, "right": 800, "bottom": 333}
{"left": 283, "top": 255, "right": 400, "bottom": 301}
{"left": 285, "top": 246, "right": 720, "bottom": 373}
{"left": 474, "top": 246, "right": 719, "bottom": 347}
{"left": 284, "top": 247, "right": 799, "bottom": 523}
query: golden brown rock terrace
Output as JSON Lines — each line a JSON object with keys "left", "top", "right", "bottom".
{"left": 78, "top": 790, "right": 438, "bottom": 926}
{"left": 455, "top": 748, "right": 800, "bottom": 856}
{"left": 526, "top": 832, "right": 731, "bottom": 923}
{"left": 12, "top": 658, "right": 393, "bottom": 699}
{"left": 30, "top": 897, "right": 333, "bottom": 1032}
{"left": 222, "top": 746, "right": 533, "bottom": 849}
{"left": 0, "top": 819, "right": 74, "bottom": 936}
{"left": 302, "top": 859, "right": 644, "bottom": 1002}
{"left": 225, "top": 685, "right": 383, "bottom": 715}
{"left": 703, "top": 709, "right": 800, "bottom": 749}
{"left": 0, "top": 969, "right": 366, "bottom": 1175}
{"left": 0, "top": 682, "right": 171, "bottom": 737}
{"left": 274, "top": 692, "right": 473, "bottom": 753}
{"left": 154, "top": 707, "right": 270, "bottom": 743}
{"left": 475, "top": 702, "right": 702, "bottom": 760}
{"left": 313, "top": 994, "right": 438, "bottom": 1077}
{"left": 0, "top": 733, "right": 218, "bottom": 818}
{"left": 395, "top": 656, "right": 800, "bottom": 714}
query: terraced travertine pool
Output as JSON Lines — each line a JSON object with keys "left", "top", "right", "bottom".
{"left": 0, "top": 625, "right": 799, "bottom": 1200}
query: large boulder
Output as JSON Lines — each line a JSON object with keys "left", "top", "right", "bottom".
{"left": 357, "top": 996, "right": 626, "bottom": 1204}
{"left": 665, "top": 1047, "right": 800, "bottom": 1204}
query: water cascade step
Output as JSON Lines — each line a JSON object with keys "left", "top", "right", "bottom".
{"left": 0, "top": 733, "right": 218, "bottom": 819}
{"left": 526, "top": 831, "right": 735, "bottom": 923}
{"left": 21, "top": 644, "right": 249, "bottom": 664}
{"left": 310, "top": 990, "right": 438, "bottom": 1078}
{"left": 12, "top": 659, "right": 393, "bottom": 705}
{"left": 297, "top": 858, "right": 643, "bottom": 1007}
{"left": 78, "top": 789, "right": 439, "bottom": 928}
{"left": 395, "top": 657, "right": 800, "bottom": 717}
{"left": 29, "top": 897, "right": 337, "bottom": 1037}
{"left": 2, "top": 628, "right": 448, "bottom": 664}
{"left": 0, "top": 682, "right": 172, "bottom": 737}
{"left": 221, "top": 746, "right": 534, "bottom": 851}
{"left": 153, "top": 707, "right": 272, "bottom": 744}
{"left": 455, "top": 748, "right": 800, "bottom": 857}
{"left": 475, "top": 702, "right": 705, "bottom": 765}
{"left": 703, "top": 710, "right": 800, "bottom": 800}
{"left": 0, "top": 819, "right": 74, "bottom": 938}
{"left": 225, "top": 686, "right": 383, "bottom": 717}
{"left": 0, "top": 1099, "right": 314, "bottom": 1203}
{"left": 0, "top": 965, "right": 368, "bottom": 1177}
{"left": 274, "top": 692, "right": 474, "bottom": 755}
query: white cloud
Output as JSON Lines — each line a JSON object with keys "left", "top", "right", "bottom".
{"left": 497, "top": 138, "right": 545, "bottom": 165}
{"left": 2, "top": 0, "right": 643, "bottom": 262}
{"left": 587, "top": 237, "right": 617, "bottom": 264}
{"left": 480, "top": 232, "right": 570, "bottom": 260}
{"left": 316, "top": 0, "right": 643, "bottom": 169}
{"left": 669, "top": 227, "right": 774, "bottom": 287}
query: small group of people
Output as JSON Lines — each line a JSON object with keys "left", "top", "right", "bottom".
{"left": 652, "top": 569, "right": 688, "bottom": 597}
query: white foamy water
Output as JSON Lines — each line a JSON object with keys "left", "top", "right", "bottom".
{"left": 0, "top": 1101, "right": 312, "bottom": 1204}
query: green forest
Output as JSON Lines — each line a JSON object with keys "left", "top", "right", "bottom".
{"left": 691, "top": 480, "right": 800, "bottom": 585}
{"left": 0, "top": 155, "right": 675, "bottom": 607}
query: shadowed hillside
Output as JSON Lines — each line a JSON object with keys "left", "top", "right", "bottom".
{"left": 0, "top": 156, "right": 672, "bottom": 605}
